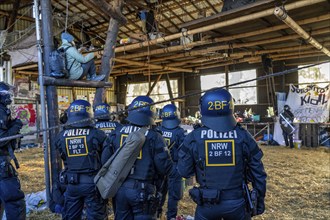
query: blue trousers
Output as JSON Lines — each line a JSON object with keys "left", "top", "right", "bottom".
{"left": 80, "top": 59, "right": 96, "bottom": 79}
{"left": 0, "top": 177, "right": 26, "bottom": 220}
{"left": 62, "top": 182, "right": 107, "bottom": 220}
{"left": 166, "top": 170, "right": 183, "bottom": 220}
{"left": 194, "top": 199, "right": 250, "bottom": 220}
{"left": 114, "top": 182, "right": 157, "bottom": 220}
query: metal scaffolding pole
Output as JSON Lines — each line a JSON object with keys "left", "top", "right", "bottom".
{"left": 34, "top": 0, "right": 51, "bottom": 206}
{"left": 40, "top": 0, "right": 61, "bottom": 210}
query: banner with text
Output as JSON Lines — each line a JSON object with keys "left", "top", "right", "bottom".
{"left": 286, "top": 84, "right": 330, "bottom": 123}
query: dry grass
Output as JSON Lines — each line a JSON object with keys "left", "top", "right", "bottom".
{"left": 16, "top": 146, "right": 330, "bottom": 220}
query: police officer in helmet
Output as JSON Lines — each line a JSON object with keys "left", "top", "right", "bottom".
{"left": 94, "top": 103, "right": 122, "bottom": 136}
{"left": 108, "top": 96, "right": 174, "bottom": 220}
{"left": 55, "top": 99, "right": 110, "bottom": 220}
{"left": 157, "top": 104, "right": 185, "bottom": 220}
{"left": 0, "top": 82, "right": 26, "bottom": 220}
{"left": 280, "top": 105, "right": 294, "bottom": 149}
{"left": 177, "top": 89, "right": 267, "bottom": 220}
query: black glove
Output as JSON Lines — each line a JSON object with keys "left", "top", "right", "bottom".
{"left": 8, "top": 119, "right": 23, "bottom": 135}
{"left": 10, "top": 118, "right": 23, "bottom": 128}
{"left": 256, "top": 197, "right": 265, "bottom": 215}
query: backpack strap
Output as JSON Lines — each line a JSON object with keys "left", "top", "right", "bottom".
{"left": 64, "top": 46, "right": 76, "bottom": 73}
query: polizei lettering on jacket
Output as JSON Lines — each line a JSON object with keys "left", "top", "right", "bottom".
{"left": 120, "top": 126, "right": 141, "bottom": 134}
{"left": 63, "top": 129, "right": 90, "bottom": 137}
{"left": 201, "top": 129, "right": 237, "bottom": 139}
{"left": 96, "top": 122, "right": 117, "bottom": 128}
{"left": 162, "top": 131, "right": 173, "bottom": 138}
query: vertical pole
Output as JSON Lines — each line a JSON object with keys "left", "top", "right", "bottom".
{"left": 34, "top": 0, "right": 51, "bottom": 207}
{"left": 94, "top": 17, "right": 120, "bottom": 106}
{"left": 6, "top": 61, "right": 12, "bottom": 85}
{"left": 181, "top": 73, "right": 185, "bottom": 117}
{"left": 225, "top": 65, "right": 229, "bottom": 89}
{"left": 0, "top": 65, "right": 3, "bottom": 81}
{"left": 165, "top": 74, "right": 174, "bottom": 104}
{"left": 40, "top": 0, "right": 61, "bottom": 209}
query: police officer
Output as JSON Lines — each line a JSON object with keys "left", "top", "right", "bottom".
{"left": 108, "top": 96, "right": 174, "bottom": 220}
{"left": 0, "top": 82, "right": 26, "bottom": 220}
{"left": 280, "top": 105, "right": 294, "bottom": 148}
{"left": 55, "top": 100, "right": 110, "bottom": 220}
{"left": 157, "top": 104, "right": 185, "bottom": 220}
{"left": 177, "top": 89, "right": 267, "bottom": 220}
{"left": 94, "top": 103, "right": 122, "bottom": 136}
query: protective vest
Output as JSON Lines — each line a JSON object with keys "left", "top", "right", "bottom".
{"left": 158, "top": 126, "right": 185, "bottom": 162}
{"left": 95, "top": 120, "right": 122, "bottom": 136}
{"left": 110, "top": 124, "right": 160, "bottom": 181}
{"left": 0, "top": 104, "right": 11, "bottom": 156}
{"left": 191, "top": 126, "right": 245, "bottom": 190}
{"left": 57, "top": 127, "right": 106, "bottom": 173}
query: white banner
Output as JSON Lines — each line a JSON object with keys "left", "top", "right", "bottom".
{"left": 286, "top": 84, "right": 330, "bottom": 123}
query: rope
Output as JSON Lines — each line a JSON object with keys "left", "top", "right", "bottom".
{"left": 0, "top": 61, "right": 328, "bottom": 143}
{"left": 65, "top": 0, "right": 69, "bottom": 32}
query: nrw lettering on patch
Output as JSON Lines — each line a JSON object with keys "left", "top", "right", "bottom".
{"left": 101, "top": 127, "right": 115, "bottom": 135}
{"left": 120, "top": 134, "right": 142, "bottom": 159}
{"left": 204, "top": 140, "right": 235, "bottom": 166}
{"left": 65, "top": 136, "right": 88, "bottom": 157}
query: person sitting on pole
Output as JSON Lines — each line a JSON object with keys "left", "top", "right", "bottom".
{"left": 60, "top": 32, "right": 105, "bottom": 81}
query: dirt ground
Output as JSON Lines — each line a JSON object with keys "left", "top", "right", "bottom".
{"left": 16, "top": 145, "right": 330, "bottom": 220}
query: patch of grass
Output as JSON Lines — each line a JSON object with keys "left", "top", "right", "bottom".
{"left": 16, "top": 146, "right": 330, "bottom": 219}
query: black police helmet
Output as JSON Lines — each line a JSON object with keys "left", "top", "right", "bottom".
{"left": 0, "top": 82, "right": 14, "bottom": 106}
{"left": 67, "top": 100, "right": 92, "bottom": 127}
{"left": 94, "top": 103, "right": 111, "bottom": 120}
{"left": 127, "top": 96, "right": 155, "bottom": 126}
{"left": 200, "top": 89, "right": 236, "bottom": 132}
{"left": 161, "top": 104, "right": 180, "bottom": 129}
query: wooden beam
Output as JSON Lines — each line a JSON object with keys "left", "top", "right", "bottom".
{"left": 117, "top": 40, "right": 211, "bottom": 59}
{"left": 275, "top": 7, "right": 330, "bottom": 57}
{"left": 173, "top": 0, "right": 194, "bottom": 20}
{"left": 165, "top": 74, "right": 174, "bottom": 104}
{"left": 147, "top": 74, "right": 162, "bottom": 96}
{"left": 205, "top": 0, "right": 218, "bottom": 14}
{"left": 6, "top": 0, "right": 21, "bottom": 32}
{"left": 0, "top": 9, "right": 34, "bottom": 22}
{"left": 43, "top": 76, "right": 113, "bottom": 88}
{"left": 114, "top": 58, "right": 198, "bottom": 73}
{"left": 179, "top": 0, "right": 275, "bottom": 29}
{"left": 115, "top": 0, "right": 327, "bottom": 53}
{"left": 164, "top": 4, "right": 184, "bottom": 24}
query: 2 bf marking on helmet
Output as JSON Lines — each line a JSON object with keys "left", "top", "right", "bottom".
{"left": 208, "top": 101, "right": 233, "bottom": 110}
{"left": 70, "top": 105, "right": 91, "bottom": 112}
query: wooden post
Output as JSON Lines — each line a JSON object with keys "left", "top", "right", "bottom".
{"left": 165, "top": 74, "right": 175, "bottom": 104}
{"left": 40, "top": 0, "right": 61, "bottom": 209}
{"left": 94, "top": 0, "right": 125, "bottom": 106}
{"left": 6, "top": 0, "right": 21, "bottom": 32}
{"left": 147, "top": 74, "right": 162, "bottom": 96}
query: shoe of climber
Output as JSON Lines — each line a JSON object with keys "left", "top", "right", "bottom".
{"left": 90, "top": 74, "right": 106, "bottom": 81}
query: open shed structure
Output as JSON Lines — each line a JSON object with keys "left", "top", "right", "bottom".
{"left": 0, "top": 0, "right": 329, "bottom": 209}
